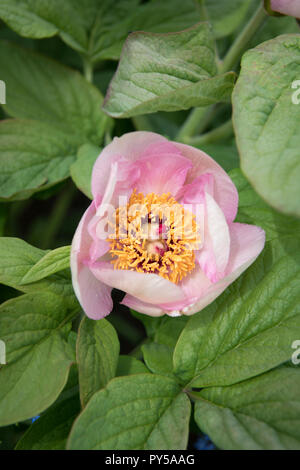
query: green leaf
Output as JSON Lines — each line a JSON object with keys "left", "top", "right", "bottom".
{"left": 0, "top": 292, "right": 75, "bottom": 426}
{"left": 142, "top": 343, "right": 174, "bottom": 377}
{"left": 70, "top": 144, "right": 100, "bottom": 199}
{"left": 232, "top": 34, "right": 300, "bottom": 217}
{"left": 230, "top": 169, "right": 300, "bottom": 242}
{"left": 116, "top": 355, "right": 149, "bottom": 376}
{"left": 103, "top": 23, "right": 235, "bottom": 118}
{"left": 21, "top": 246, "right": 71, "bottom": 284}
{"left": 0, "top": 204, "right": 8, "bottom": 236}
{"left": 89, "top": 0, "right": 198, "bottom": 63}
{"left": 0, "top": 0, "right": 199, "bottom": 62}
{"left": 0, "top": 1, "right": 255, "bottom": 63}
{"left": 0, "top": 41, "right": 110, "bottom": 200}
{"left": 15, "top": 395, "right": 80, "bottom": 450}
{"left": 132, "top": 315, "right": 187, "bottom": 378}
{"left": 194, "top": 366, "right": 300, "bottom": 450}
{"left": 154, "top": 316, "right": 188, "bottom": 349}
{"left": 0, "top": 0, "right": 88, "bottom": 52}
{"left": 77, "top": 318, "right": 120, "bottom": 407}
{"left": 0, "top": 237, "right": 77, "bottom": 310}
{"left": 0, "top": 41, "right": 110, "bottom": 144}
{"left": 67, "top": 374, "right": 191, "bottom": 450}
{"left": 248, "top": 10, "right": 299, "bottom": 49}
{"left": 53, "top": 363, "right": 79, "bottom": 406}
{"left": 173, "top": 235, "right": 300, "bottom": 387}
{"left": 0, "top": 120, "right": 78, "bottom": 201}
{"left": 130, "top": 309, "right": 165, "bottom": 339}
{"left": 201, "top": 0, "right": 253, "bottom": 38}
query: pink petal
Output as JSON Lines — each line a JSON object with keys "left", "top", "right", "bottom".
{"left": 226, "top": 223, "right": 266, "bottom": 275}
{"left": 89, "top": 262, "right": 186, "bottom": 305}
{"left": 134, "top": 142, "right": 192, "bottom": 196}
{"left": 179, "top": 173, "right": 214, "bottom": 203}
{"left": 174, "top": 142, "right": 238, "bottom": 223}
{"left": 196, "top": 192, "right": 230, "bottom": 283}
{"left": 88, "top": 156, "right": 140, "bottom": 248}
{"left": 71, "top": 202, "right": 113, "bottom": 319}
{"left": 71, "top": 202, "right": 95, "bottom": 264}
{"left": 180, "top": 175, "right": 229, "bottom": 282}
{"left": 271, "top": 0, "right": 300, "bottom": 18}
{"left": 92, "top": 132, "right": 168, "bottom": 201}
{"left": 94, "top": 156, "right": 140, "bottom": 211}
{"left": 75, "top": 266, "right": 113, "bottom": 320}
{"left": 180, "top": 222, "right": 265, "bottom": 315}
{"left": 121, "top": 295, "right": 165, "bottom": 317}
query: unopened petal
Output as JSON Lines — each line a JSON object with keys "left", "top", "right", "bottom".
{"left": 174, "top": 142, "right": 239, "bottom": 223}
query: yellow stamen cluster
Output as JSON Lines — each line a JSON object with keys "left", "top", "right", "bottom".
{"left": 108, "top": 191, "right": 199, "bottom": 284}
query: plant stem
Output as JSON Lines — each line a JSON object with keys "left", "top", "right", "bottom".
{"left": 176, "top": 104, "right": 219, "bottom": 142}
{"left": 41, "top": 182, "right": 77, "bottom": 249}
{"left": 187, "top": 119, "right": 233, "bottom": 146}
{"left": 176, "top": 106, "right": 208, "bottom": 142}
{"left": 194, "top": 0, "right": 208, "bottom": 21}
{"left": 186, "top": 390, "right": 203, "bottom": 402}
{"left": 219, "top": 3, "right": 267, "bottom": 74}
{"left": 83, "top": 57, "right": 93, "bottom": 83}
{"left": 177, "top": 3, "right": 267, "bottom": 141}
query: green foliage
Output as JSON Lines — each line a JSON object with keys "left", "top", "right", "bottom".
{"left": 194, "top": 366, "right": 300, "bottom": 450}
{"left": 233, "top": 34, "right": 300, "bottom": 217}
{"left": 0, "top": 41, "right": 110, "bottom": 200}
{"left": 70, "top": 144, "right": 101, "bottom": 199}
{"left": 0, "top": 121, "right": 76, "bottom": 201}
{"left": 0, "top": 237, "right": 77, "bottom": 309}
{"left": 102, "top": 23, "right": 235, "bottom": 117}
{"left": 0, "top": 0, "right": 198, "bottom": 62}
{"left": 90, "top": 0, "right": 199, "bottom": 63}
{"left": 231, "top": 169, "right": 300, "bottom": 241}
{"left": 199, "top": 0, "right": 253, "bottom": 38}
{"left": 142, "top": 343, "right": 174, "bottom": 377}
{"left": 116, "top": 355, "right": 149, "bottom": 376}
{"left": 0, "top": 42, "right": 109, "bottom": 140}
{"left": 0, "top": 0, "right": 88, "bottom": 50}
{"left": 15, "top": 396, "right": 81, "bottom": 450}
{"left": 21, "top": 246, "right": 71, "bottom": 284}
{"left": 0, "top": 292, "right": 75, "bottom": 426}
{"left": 0, "top": 204, "right": 8, "bottom": 236}
{"left": 0, "top": 0, "right": 256, "bottom": 65}
{"left": 77, "top": 318, "right": 120, "bottom": 407}
{"left": 174, "top": 237, "right": 300, "bottom": 387}
{"left": 67, "top": 374, "right": 191, "bottom": 450}
{"left": 174, "top": 169, "right": 300, "bottom": 386}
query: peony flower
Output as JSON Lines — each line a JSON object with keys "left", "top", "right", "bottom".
{"left": 71, "top": 131, "right": 265, "bottom": 318}
{"left": 268, "top": 0, "right": 300, "bottom": 18}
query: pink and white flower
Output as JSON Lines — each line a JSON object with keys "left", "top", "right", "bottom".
{"left": 71, "top": 131, "right": 265, "bottom": 318}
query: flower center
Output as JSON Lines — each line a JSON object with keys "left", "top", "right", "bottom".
{"left": 108, "top": 190, "right": 200, "bottom": 284}
{"left": 145, "top": 239, "right": 166, "bottom": 257}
